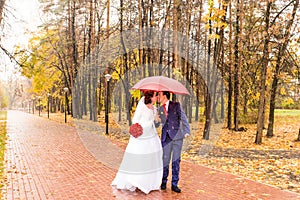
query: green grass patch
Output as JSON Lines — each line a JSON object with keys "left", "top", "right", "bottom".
{"left": 0, "top": 110, "right": 7, "bottom": 197}
{"left": 274, "top": 109, "right": 300, "bottom": 117}
{"left": 274, "top": 109, "right": 300, "bottom": 123}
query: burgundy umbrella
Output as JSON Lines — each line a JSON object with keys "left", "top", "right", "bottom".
{"left": 131, "top": 76, "right": 190, "bottom": 95}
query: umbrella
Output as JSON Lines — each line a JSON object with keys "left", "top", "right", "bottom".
{"left": 131, "top": 76, "right": 190, "bottom": 95}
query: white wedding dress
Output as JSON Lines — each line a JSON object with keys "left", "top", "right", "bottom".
{"left": 111, "top": 97, "right": 163, "bottom": 194}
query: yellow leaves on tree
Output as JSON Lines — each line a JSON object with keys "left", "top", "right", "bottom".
{"left": 15, "top": 30, "right": 62, "bottom": 97}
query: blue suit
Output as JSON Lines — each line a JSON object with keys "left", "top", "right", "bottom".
{"left": 158, "top": 101, "right": 190, "bottom": 187}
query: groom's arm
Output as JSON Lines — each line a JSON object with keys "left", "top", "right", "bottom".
{"left": 178, "top": 103, "right": 190, "bottom": 136}
{"left": 154, "top": 119, "right": 161, "bottom": 128}
{"left": 154, "top": 107, "right": 162, "bottom": 128}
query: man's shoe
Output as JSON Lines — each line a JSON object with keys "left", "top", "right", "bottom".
{"left": 161, "top": 183, "right": 167, "bottom": 190}
{"left": 171, "top": 185, "right": 181, "bottom": 193}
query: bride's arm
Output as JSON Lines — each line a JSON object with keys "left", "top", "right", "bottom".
{"left": 132, "top": 108, "right": 142, "bottom": 124}
{"left": 132, "top": 98, "right": 144, "bottom": 124}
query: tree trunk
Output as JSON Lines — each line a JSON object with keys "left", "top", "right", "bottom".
{"left": 184, "top": 0, "right": 191, "bottom": 122}
{"left": 203, "top": 9, "right": 213, "bottom": 140}
{"left": 65, "top": 0, "right": 78, "bottom": 116}
{"left": 227, "top": 0, "right": 233, "bottom": 129}
{"left": 220, "top": 50, "right": 225, "bottom": 121}
{"left": 138, "top": 0, "right": 143, "bottom": 70}
{"left": 118, "top": 85, "right": 122, "bottom": 122}
{"left": 233, "top": 0, "right": 243, "bottom": 131}
{"left": 195, "top": 89, "right": 199, "bottom": 121}
{"left": 86, "top": 0, "right": 97, "bottom": 121}
{"left": 88, "top": 68, "right": 92, "bottom": 120}
{"left": 82, "top": 65, "right": 87, "bottom": 116}
{"left": 212, "top": 1, "right": 228, "bottom": 124}
{"left": 255, "top": 1, "right": 271, "bottom": 144}
{"left": 203, "top": 88, "right": 212, "bottom": 140}
{"left": 195, "top": 0, "right": 203, "bottom": 122}
{"left": 172, "top": 0, "right": 179, "bottom": 69}
{"left": 266, "top": 75, "right": 277, "bottom": 138}
{"left": 243, "top": 87, "right": 248, "bottom": 115}
{"left": 147, "top": 0, "right": 154, "bottom": 76}
{"left": 120, "top": 0, "right": 132, "bottom": 125}
{"left": 105, "top": 0, "right": 110, "bottom": 71}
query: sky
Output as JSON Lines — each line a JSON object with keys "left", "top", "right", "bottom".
{"left": 0, "top": 0, "right": 41, "bottom": 81}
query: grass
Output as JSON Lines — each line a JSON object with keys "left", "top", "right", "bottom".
{"left": 275, "top": 109, "right": 300, "bottom": 122}
{"left": 274, "top": 109, "right": 300, "bottom": 126}
{"left": 275, "top": 109, "right": 300, "bottom": 116}
{"left": 0, "top": 110, "right": 7, "bottom": 198}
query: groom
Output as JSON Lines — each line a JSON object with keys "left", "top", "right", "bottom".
{"left": 157, "top": 91, "right": 190, "bottom": 193}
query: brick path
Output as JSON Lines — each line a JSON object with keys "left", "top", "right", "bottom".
{"left": 2, "top": 110, "right": 300, "bottom": 200}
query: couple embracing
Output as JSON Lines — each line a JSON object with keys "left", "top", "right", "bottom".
{"left": 111, "top": 90, "right": 190, "bottom": 194}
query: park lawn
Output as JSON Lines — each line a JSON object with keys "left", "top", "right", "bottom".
{"left": 0, "top": 111, "right": 7, "bottom": 197}
{"left": 274, "top": 109, "right": 300, "bottom": 123}
{"left": 275, "top": 109, "right": 300, "bottom": 116}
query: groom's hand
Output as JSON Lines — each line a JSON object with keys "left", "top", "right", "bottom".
{"left": 155, "top": 115, "right": 161, "bottom": 123}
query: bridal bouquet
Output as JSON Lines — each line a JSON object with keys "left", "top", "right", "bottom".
{"left": 129, "top": 123, "right": 143, "bottom": 138}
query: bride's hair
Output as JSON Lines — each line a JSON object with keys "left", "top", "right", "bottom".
{"left": 144, "top": 90, "right": 154, "bottom": 104}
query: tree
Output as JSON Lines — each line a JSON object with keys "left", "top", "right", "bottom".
{"left": 203, "top": 0, "right": 213, "bottom": 140}
{"left": 16, "top": 32, "right": 63, "bottom": 109}
{"left": 227, "top": 0, "right": 233, "bottom": 129}
{"left": 5, "top": 0, "right": 300, "bottom": 146}
{"left": 266, "top": 0, "right": 299, "bottom": 137}
{"left": 0, "top": 0, "right": 5, "bottom": 25}
{"left": 233, "top": 0, "right": 244, "bottom": 131}
{"left": 255, "top": 0, "right": 272, "bottom": 144}
{"left": 120, "top": 0, "right": 132, "bottom": 124}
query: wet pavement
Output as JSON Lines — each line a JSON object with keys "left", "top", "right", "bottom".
{"left": 3, "top": 110, "right": 300, "bottom": 199}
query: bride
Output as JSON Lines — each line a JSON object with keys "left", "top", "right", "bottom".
{"left": 111, "top": 90, "right": 163, "bottom": 194}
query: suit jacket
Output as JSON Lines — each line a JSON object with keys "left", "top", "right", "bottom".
{"left": 158, "top": 101, "right": 190, "bottom": 142}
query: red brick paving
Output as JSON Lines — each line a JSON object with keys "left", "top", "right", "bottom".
{"left": 3, "top": 110, "right": 300, "bottom": 200}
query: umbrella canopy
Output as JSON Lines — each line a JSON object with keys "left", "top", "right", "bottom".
{"left": 131, "top": 76, "right": 190, "bottom": 95}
